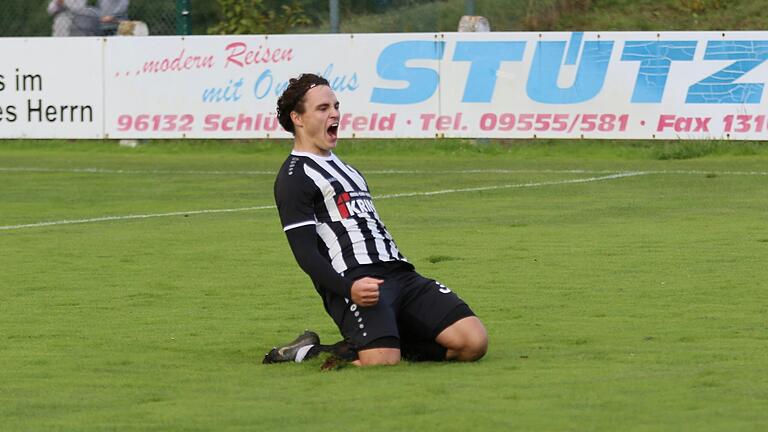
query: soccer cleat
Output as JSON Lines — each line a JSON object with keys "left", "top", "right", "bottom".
{"left": 262, "top": 330, "right": 320, "bottom": 364}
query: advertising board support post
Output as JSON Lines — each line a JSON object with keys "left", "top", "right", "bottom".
{"left": 176, "top": 0, "right": 191, "bottom": 36}
{"left": 116, "top": 14, "right": 154, "bottom": 147}
{"left": 458, "top": 7, "right": 490, "bottom": 144}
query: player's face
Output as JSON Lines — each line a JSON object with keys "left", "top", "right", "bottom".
{"left": 291, "top": 85, "right": 340, "bottom": 156}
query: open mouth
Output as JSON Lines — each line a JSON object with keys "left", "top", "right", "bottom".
{"left": 327, "top": 123, "right": 339, "bottom": 140}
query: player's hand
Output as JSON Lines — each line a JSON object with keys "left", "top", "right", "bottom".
{"left": 350, "top": 277, "right": 383, "bottom": 307}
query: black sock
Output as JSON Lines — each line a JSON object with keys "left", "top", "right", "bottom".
{"left": 401, "top": 340, "right": 447, "bottom": 362}
{"left": 306, "top": 340, "right": 358, "bottom": 361}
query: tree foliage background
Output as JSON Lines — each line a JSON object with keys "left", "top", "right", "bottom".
{"left": 206, "top": 0, "right": 311, "bottom": 35}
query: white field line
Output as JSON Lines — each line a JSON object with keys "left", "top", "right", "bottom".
{"left": 2, "top": 167, "right": 768, "bottom": 176}
{"left": 0, "top": 206, "right": 275, "bottom": 231}
{"left": 375, "top": 171, "right": 648, "bottom": 199}
{"left": 0, "top": 172, "right": 646, "bottom": 231}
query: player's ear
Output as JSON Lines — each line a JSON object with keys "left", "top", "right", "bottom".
{"left": 290, "top": 111, "right": 303, "bottom": 128}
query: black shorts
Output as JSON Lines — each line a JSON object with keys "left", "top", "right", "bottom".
{"left": 322, "top": 261, "right": 475, "bottom": 350}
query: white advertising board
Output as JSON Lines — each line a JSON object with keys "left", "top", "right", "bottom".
{"left": 4, "top": 32, "right": 768, "bottom": 140}
{"left": 0, "top": 38, "right": 103, "bottom": 138}
{"left": 103, "top": 34, "right": 433, "bottom": 139}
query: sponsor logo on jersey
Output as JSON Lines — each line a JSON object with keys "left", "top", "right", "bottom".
{"left": 336, "top": 191, "right": 378, "bottom": 218}
{"left": 336, "top": 192, "right": 351, "bottom": 218}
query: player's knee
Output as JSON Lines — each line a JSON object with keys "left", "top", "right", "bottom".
{"left": 438, "top": 316, "right": 489, "bottom": 361}
{"left": 456, "top": 334, "right": 487, "bottom": 361}
{"left": 467, "top": 333, "right": 489, "bottom": 360}
{"left": 458, "top": 326, "right": 488, "bottom": 361}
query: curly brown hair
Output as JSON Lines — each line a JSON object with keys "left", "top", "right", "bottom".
{"left": 276, "top": 73, "right": 330, "bottom": 134}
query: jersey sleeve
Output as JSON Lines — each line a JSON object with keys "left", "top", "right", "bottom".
{"left": 285, "top": 225, "right": 353, "bottom": 298}
{"left": 274, "top": 164, "right": 317, "bottom": 231}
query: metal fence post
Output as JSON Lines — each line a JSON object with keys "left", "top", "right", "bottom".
{"left": 465, "top": 0, "right": 475, "bottom": 15}
{"left": 176, "top": 0, "right": 191, "bottom": 35}
{"left": 329, "top": 0, "right": 340, "bottom": 33}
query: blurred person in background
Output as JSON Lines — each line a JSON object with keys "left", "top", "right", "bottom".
{"left": 47, "top": 0, "right": 99, "bottom": 36}
{"left": 97, "top": 0, "right": 130, "bottom": 36}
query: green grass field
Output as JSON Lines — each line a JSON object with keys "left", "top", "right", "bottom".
{"left": 2, "top": 139, "right": 767, "bottom": 431}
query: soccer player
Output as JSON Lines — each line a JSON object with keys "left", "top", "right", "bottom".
{"left": 264, "top": 73, "right": 488, "bottom": 367}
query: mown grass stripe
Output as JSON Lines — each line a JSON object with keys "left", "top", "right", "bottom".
{"left": 0, "top": 172, "right": 644, "bottom": 231}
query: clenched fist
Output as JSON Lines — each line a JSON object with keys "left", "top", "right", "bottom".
{"left": 350, "top": 277, "right": 383, "bottom": 307}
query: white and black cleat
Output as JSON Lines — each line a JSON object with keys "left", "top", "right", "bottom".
{"left": 262, "top": 330, "right": 320, "bottom": 364}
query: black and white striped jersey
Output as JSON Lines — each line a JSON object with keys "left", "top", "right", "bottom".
{"left": 274, "top": 150, "right": 407, "bottom": 274}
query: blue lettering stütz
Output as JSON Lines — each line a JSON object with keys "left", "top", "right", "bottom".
{"left": 565, "top": 32, "right": 584, "bottom": 65}
{"left": 527, "top": 40, "right": 614, "bottom": 104}
{"left": 452, "top": 41, "right": 525, "bottom": 102}
{"left": 369, "top": 36, "right": 768, "bottom": 107}
{"left": 202, "top": 78, "right": 244, "bottom": 103}
{"left": 621, "top": 41, "right": 697, "bottom": 103}
{"left": 686, "top": 41, "right": 768, "bottom": 104}
{"left": 371, "top": 41, "right": 445, "bottom": 104}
